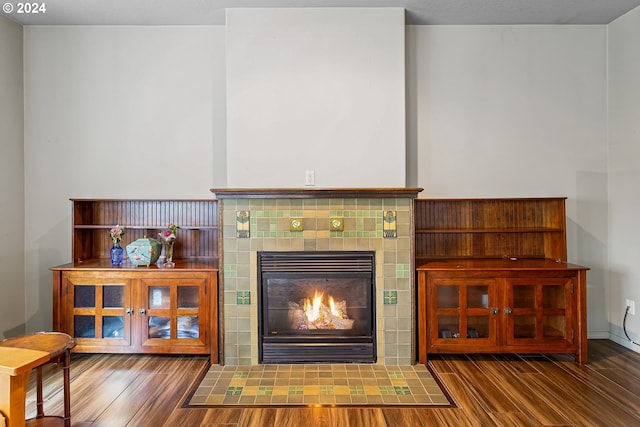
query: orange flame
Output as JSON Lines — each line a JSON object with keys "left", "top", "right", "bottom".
{"left": 328, "top": 296, "right": 340, "bottom": 317}
{"left": 303, "top": 290, "right": 324, "bottom": 322}
{"left": 303, "top": 290, "right": 343, "bottom": 322}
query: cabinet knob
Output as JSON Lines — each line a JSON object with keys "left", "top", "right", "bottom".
{"left": 491, "top": 307, "right": 499, "bottom": 315}
{"left": 504, "top": 307, "right": 513, "bottom": 315}
{"left": 139, "top": 308, "right": 146, "bottom": 316}
{"left": 126, "top": 308, "right": 133, "bottom": 316}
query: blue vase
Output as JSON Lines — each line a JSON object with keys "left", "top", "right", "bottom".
{"left": 110, "top": 241, "right": 124, "bottom": 266}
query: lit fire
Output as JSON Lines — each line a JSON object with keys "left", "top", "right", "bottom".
{"left": 291, "top": 289, "right": 353, "bottom": 330}
{"left": 303, "top": 290, "right": 343, "bottom": 322}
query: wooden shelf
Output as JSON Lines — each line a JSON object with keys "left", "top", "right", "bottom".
{"left": 414, "top": 198, "right": 567, "bottom": 261}
{"left": 70, "top": 199, "right": 219, "bottom": 263}
{"left": 416, "top": 227, "right": 565, "bottom": 234}
{"left": 74, "top": 225, "right": 218, "bottom": 230}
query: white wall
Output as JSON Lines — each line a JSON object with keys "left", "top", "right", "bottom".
{"left": 0, "top": 15, "right": 25, "bottom": 339}
{"left": 226, "top": 8, "right": 406, "bottom": 188}
{"left": 19, "top": 20, "right": 615, "bottom": 341}
{"left": 607, "top": 6, "right": 640, "bottom": 349}
{"left": 408, "top": 25, "right": 610, "bottom": 336}
{"left": 23, "top": 26, "right": 226, "bottom": 332}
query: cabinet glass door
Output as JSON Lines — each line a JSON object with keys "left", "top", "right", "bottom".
{"left": 69, "top": 279, "right": 131, "bottom": 346}
{"left": 148, "top": 286, "right": 171, "bottom": 339}
{"left": 141, "top": 278, "right": 206, "bottom": 349}
{"left": 430, "top": 279, "right": 496, "bottom": 345}
{"left": 506, "top": 278, "right": 573, "bottom": 345}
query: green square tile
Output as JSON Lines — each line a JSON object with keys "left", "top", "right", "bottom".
{"left": 383, "top": 291, "right": 398, "bottom": 305}
{"left": 288, "top": 386, "right": 304, "bottom": 395}
{"left": 258, "top": 386, "right": 273, "bottom": 395}
{"left": 226, "top": 386, "right": 243, "bottom": 396}
{"left": 349, "top": 385, "right": 365, "bottom": 395}
{"left": 388, "top": 370, "right": 404, "bottom": 379}
{"left": 236, "top": 291, "right": 250, "bottom": 305}
{"left": 394, "top": 386, "right": 412, "bottom": 395}
{"left": 319, "top": 386, "right": 334, "bottom": 395}
{"left": 380, "top": 386, "right": 396, "bottom": 395}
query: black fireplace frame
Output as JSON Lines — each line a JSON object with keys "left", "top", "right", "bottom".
{"left": 258, "top": 251, "right": 377, "bottom": 364}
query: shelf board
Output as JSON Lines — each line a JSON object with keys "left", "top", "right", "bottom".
{"left": 416, "top": 228, "right": 564, "bottom": 234}
{"left": 74, "top": 225, "right": 218, "bottom": 230}
{"left": 52, "top": 258, "right": 219, "bottom": 270}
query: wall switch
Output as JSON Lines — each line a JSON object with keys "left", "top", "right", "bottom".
{"left": 305, "top": 170, "right": 315, "bottom": 186}
{"left": 627, "top": 299, "right": 636, "bottom": 316}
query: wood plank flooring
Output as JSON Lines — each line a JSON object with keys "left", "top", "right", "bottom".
{"left": 25, "top": 339, "right": 640, "bottom": 426}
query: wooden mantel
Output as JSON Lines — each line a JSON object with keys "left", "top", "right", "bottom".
{"left": 210, "top": 188, "right": 423, "bottom": 199}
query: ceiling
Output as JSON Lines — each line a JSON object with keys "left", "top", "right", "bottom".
{"left": 3, "top": 0, "right": 640, "bottom": 26}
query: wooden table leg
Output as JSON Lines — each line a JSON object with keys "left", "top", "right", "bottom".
{"left": 36, "top": 366, "right": 44, "bottom": 419}
{"left": 0, "top": 371, "right": 31, "bottom": 427}
{"left": 62, "top": 350, "right": 71, "bottom": 427}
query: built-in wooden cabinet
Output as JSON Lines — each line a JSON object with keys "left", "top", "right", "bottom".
{"left": 52, "top": 264, "right": 216, "bottom": 358}
{"left": 414, "top": 198, "right": 589, "bottom": 364}
{"left": 417, "top": 259, "right": 588, "bottom": 364}
{"left": 52, "top": 199, "right": 219, "bottom": 361}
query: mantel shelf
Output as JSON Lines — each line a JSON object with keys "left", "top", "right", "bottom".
{"left": 210, "top": 187, "right": 423, "bottom": 199}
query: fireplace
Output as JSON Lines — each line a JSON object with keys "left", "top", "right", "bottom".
{"left": 258, "top": 251, "right": 376, "bottom": 364}
{"left": 213, "top": 188, "right": 421, "bottom": 365}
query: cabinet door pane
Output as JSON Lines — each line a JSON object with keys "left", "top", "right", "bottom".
{"left": 178, "top": 316, "right": 199, "bottom": 338}
{"left": 513, "top": 285, "right": 536, "bottom": 308}
{"left": 543, "top": 285, "right": 565, "bottom": 309}
{"left": 437, "top": 286, "right": 459, "bottom": 308}
{"left": 74, "top": 315, "right": 95, "bottom": 338}
{"left": 467, "top": 285, "right": 489, "bottom": 309}
{"left": 467, "top": 316, "right": 489, "bottom": 339}
{"left": 178, "top": 287, "right": 199, "bottom": 308}
{"left": 103, "top": 286, "right": 124, "bottom": 308}
{"left": 514, "top": 316, "right": 536, "bottom": 339}
{"left": 437, "top": 315, "right": 459, "bottom": 338}
{"left": 148, "top": 316, "right": 171, "bottom": 339}
{"left": 543, "top": 316, "right": 566, "bottom": 338}
{"left": 103, "top": 316, "right": 125, "bottom": 338}
{"left": 149, "top": 287, "right": 170, "bottom": 309}
{"left": 75, "top": 286, "right": 96, "bottom": 308}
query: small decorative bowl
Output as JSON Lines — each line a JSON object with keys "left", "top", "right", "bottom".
{"left": 126, "top": 237, "right": 162, "bottom": 266}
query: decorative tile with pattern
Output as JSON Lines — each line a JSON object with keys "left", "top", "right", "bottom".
{"left": 186, "top": 364, "right": 452, "bottom": 407}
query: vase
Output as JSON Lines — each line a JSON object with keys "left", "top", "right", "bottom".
{"left": 110, "top": 241, "right": 124, "bottom": 266}
{"left": 163, "top": 240, "right": 175, "bottom": 268}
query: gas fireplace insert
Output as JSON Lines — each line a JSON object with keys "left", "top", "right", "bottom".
{"left": 258, "top": 251, "right": 376, "bottom": 363}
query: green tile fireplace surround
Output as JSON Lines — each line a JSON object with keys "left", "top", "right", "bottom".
{"left": 211, "top": 188, "right": 423, "bottom": 366}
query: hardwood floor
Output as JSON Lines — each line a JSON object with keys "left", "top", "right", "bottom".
{"left": 26, "top": 339, "right": 640, "bottom": 426}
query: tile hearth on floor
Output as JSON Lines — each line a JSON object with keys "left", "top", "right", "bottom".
{"left": 187, "top": 363, "right": 450, "bottom": 406}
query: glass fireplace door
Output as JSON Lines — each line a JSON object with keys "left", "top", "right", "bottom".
{"left": 258, "top": 251, "right": 376, "bottom": 364}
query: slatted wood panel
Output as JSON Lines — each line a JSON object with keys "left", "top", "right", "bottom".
{"left": 71, "top": 199, "right": 219, "bottom": 262}
{"left": 26, "top": 340, "right": 640, "bottom": 426}
{"left": 415, "top": 198, "right": 567, "bottom": 264}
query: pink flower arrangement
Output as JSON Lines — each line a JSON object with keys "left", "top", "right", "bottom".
{"left": 109, "top": 225, "right": 125, "bottom": 245}
{"left": 159, "top": 224, "right": 179, "bottom": 242}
